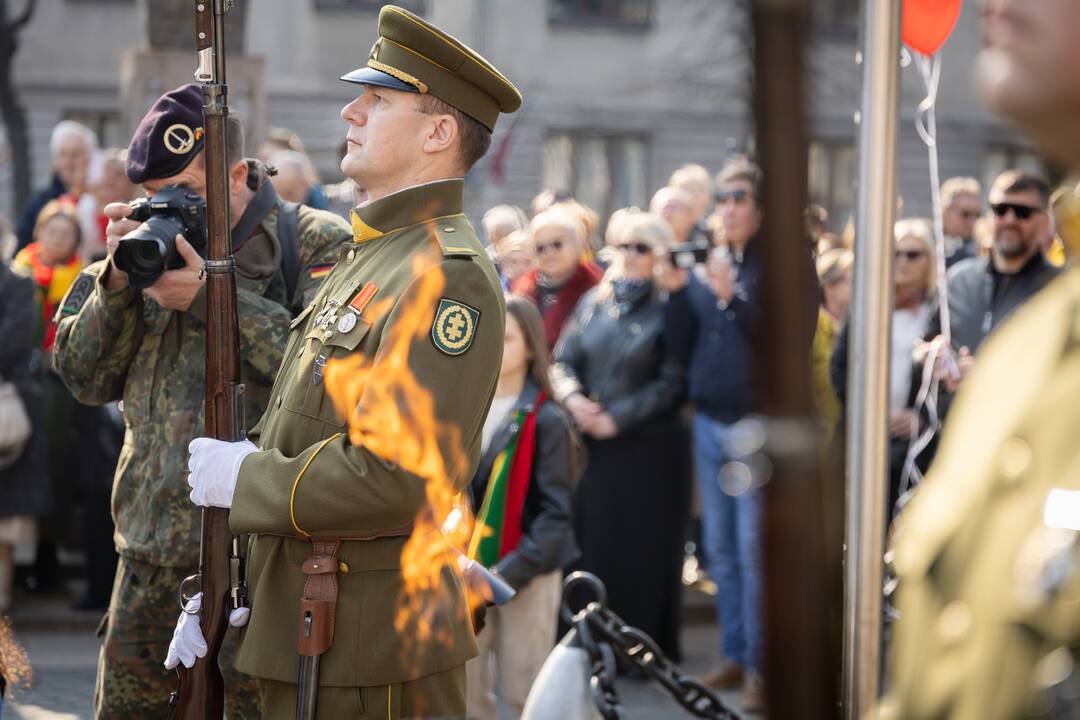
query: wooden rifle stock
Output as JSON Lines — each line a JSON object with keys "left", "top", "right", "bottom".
{"left": 168, "top": 1, "right": 241, "bottom": 717}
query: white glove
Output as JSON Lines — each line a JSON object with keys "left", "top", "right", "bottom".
{"left": 187, "top": 438, "right": 259, "bottom": 508}
{"left": 163, "top": 593, "right": 252, "bottom": 670}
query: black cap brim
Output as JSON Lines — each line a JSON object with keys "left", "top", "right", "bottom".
{"left": 340, "top": 66, "right": 419, "bottom": 93}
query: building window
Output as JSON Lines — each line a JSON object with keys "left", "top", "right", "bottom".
{"left": 549, "top": 0, "right": 651, "bottom": 27}
{"left": 808, "top": 140, "right": 856, "bottom": 232}
{"left": 982, "top": 145, "right": 1045, "bottom": 195}
{"left": 542, "top": 132, "right": 648, "bottom": 233}
{"left": 314, "top": 0, "right": 425, "bottom": 12}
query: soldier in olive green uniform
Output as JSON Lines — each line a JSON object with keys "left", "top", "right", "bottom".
{"left": 52, "top": 85, "right": 352, "bottom": 719}
{"left": 174, "top": 6, "right": 522, "bottom": 718}
{"left": 879, "top": 3, "right": 1080, "bottom": 719}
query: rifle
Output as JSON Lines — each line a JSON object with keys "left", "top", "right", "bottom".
{"left": 168, "top": 0, "right": 244, "bottom": 717}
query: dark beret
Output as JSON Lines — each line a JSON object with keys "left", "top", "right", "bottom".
{"left": 126, "top": 84, "right": 205, "bottom": 184}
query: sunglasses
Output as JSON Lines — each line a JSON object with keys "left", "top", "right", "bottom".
{"left": 617, "top": 242, "right": 653, "bottom": 255}
{"left": 895, "top": 249, "right": 926, "bottom": 262}
{"left": 535, "top": 240, "right": 564, "bottom": 256}
{"left": 990, "top": 202, "right": 1041, "bottom": 220}
{"left": 716, "top": 189, "right": 750, "bottom": 205}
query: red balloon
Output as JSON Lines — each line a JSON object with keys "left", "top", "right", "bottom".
{"left": 903, "top": 0, "right": 962, "bottom": 56}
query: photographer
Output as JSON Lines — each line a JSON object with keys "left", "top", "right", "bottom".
{"left": 51, "top": 84, "right": 351, "bottom": 719}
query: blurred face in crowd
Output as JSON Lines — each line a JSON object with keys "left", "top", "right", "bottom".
{"left": 943, "top": 192, "right": 982, "bottom": 239}
{"left": 650, "top": 188, "right": 696, "bottom": 242}
{"left": 270, "top": 161, "right": 310, "bottom": 204}
{"left": 978, "top": 0, "right": 1080, "bottom": 167}
{"left": 532, "top": 222, "right": 581, "bottom": 284}
{"left": 823, "top": 267, "right": 853, "bottom": 319}
{"left": 894, "top": 233, "right": 931, "bottom": 295}
{"left": 499, "top": 314, "right": 531, "bottom": 385}
{"left": 54, "top": 133, "right": 91, "bottom": 193}
{"left": 989, "top": 188, "right": 1046, "bottom": 261}
{"left": 484, "top": 218, "right": 518, "bottom": 248}
{"left": 38, "top": 215, "right": 79, "bottom": 266}
{"left": 617, "top": 235, "right": 656, "bottom": 282}
{"left": 95, "top": 161, "right": 135, "bottom": 207}
{"left": 717, "top": 179, "right": 762, "bottom": 249}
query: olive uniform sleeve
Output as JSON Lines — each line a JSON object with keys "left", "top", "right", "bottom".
{"left": 52, "top": 261, "right": 142, "bottom": 405}
{"left": 293, "top": 207, "right": 353, "bottom": 313}
{"left": 230, "top": 258, "right": 504, "bottom": 538}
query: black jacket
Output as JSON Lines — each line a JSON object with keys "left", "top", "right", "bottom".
{"left": 926, "top": 252, "right": 1060, "bottom": 353}
{"left": 553, "top": 284, "right": 683, "bottom": 433}
{"left": 468, "top": 380, "right": 581, "bottom": 591}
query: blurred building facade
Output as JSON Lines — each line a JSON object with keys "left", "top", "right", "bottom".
{"left": 3, "top": 0, "right": 1038, "bottom": 229}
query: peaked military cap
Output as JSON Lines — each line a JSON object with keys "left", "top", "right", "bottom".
{"left": 126, "top": 83, "right": 206, "bottom": 184}
{"left": 341, "top": 5, "right": 522, "bottom": 132}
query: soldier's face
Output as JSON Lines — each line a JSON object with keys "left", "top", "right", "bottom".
{"left": 978, "top": 0, "right": 1080, "bottom": 167}
{"left": 340, "top": 86, "right": 429, "bottom": 199}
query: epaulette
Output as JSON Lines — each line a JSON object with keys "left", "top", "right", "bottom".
{"left": 434, "top": 221, "right": 479, "bottom": 260}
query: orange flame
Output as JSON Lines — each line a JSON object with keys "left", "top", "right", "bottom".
{"left": 323, "top": 249, "right": 487, "bottom": 663}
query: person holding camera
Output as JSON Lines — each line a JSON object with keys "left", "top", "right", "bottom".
{"left": 51, "top": 84, "right": 352, "bottom": 719}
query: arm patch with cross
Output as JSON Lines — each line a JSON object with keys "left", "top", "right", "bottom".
{"left": 431, "top": 298, "right": 480, "bottom": 356}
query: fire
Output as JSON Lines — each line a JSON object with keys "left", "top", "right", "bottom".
{"left": 323, "top": 248, "right": 488, "bottom": 661}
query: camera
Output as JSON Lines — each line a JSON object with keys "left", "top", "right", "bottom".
{"left": 114, "top": 185, "right": 207, "bottom": 289}
{"left": 668, "top": 239, "right": 712, "bottom": 269}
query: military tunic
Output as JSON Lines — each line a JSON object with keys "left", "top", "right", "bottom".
{"left": 52, "top": 203, "right": 351, "bottom": 719}
{"left": 228, "top": 179, "right": 505, "bottom": 715}
{"left": 882, "top": 266, "right": 1080, "bottom": 719}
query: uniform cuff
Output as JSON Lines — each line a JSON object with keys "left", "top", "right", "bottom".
{"left": 97, "top": 267, "right": 136, "bottom": 313}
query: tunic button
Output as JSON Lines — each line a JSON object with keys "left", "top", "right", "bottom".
{"left": 443, "top": 227, "right": 456, "bottom": 233}
{"left": 276, "top": 396, "right": 282, "bottom": 408}
{"left": 936, "top": 601, "right": 972, "bottom": 645}
{"left": 346, "top": 249, "right": 355, "bottom": 264}
{"left": 338, "top": 561, "right": 350, "bottom": 574}
{"left": 999, "top": 437, "right": 1032, "bottom": 486}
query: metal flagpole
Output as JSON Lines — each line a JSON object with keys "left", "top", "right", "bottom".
{"left": 843, "top": 0, "right": 901, "bottom": 717}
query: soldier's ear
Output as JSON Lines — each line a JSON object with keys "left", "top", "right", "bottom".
{"left": 421, "top": 112, "right": 458, "bottom": 159}
{"left": 228, "top": 159, "right": 249, "bottom": 195}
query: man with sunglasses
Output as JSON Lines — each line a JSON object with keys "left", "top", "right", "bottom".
{"left": 920, "top": 170, "right": 1059, "bottom": 396}
{"left": 940, "top": 176, "right": 983, "bottom": 268}
{"left": 882, "top": 1, "right": 1080, "bottom": 716}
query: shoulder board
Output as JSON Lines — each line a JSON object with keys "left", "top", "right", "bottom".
{"left": 434, "top": 222, "right": 480, "bottom": 260}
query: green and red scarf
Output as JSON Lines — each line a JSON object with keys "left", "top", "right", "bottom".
{"left": 468, "top": 393, "right": 546, "bottom": 569}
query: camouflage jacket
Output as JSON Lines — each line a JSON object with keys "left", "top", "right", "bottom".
{"left": 52, "top": 204, "right": 351, "bottom": 567}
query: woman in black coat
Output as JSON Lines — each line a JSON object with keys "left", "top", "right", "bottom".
{"left": 552, "top": 212, "right": 688, "bottom": 659}
{"left": 0, "top": 260, "right": 52, "bottom": 608}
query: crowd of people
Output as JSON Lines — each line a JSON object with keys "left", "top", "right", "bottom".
{"left": 0, "top": 105, "right": 1071, "bottom": 718}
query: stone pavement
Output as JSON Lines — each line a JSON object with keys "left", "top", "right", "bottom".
{"left": 3, "top": 594, "right": 747, "bottom": 719}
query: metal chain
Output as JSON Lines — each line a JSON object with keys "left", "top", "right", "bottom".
{"left": 563, "top": 572, "right": 739, "bottom": 720}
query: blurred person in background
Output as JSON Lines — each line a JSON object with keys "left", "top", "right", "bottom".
{"left": 805, "top": 204, "right": 829, "bottom": 252}
{"left": 16, "top": 121, "right": 97, "bottom": 250}
{"left": 494, "top": 229, "right": 534, "bottom": 289}
{"left": 482, "top": 204, "right": 528, "bottom": 250}
{"left": 268, "top": 150, "right": 316, "bottom": 204}
{"left": 552, "top": 212, "right": 688, "bottom": 661}
{"left": 831, "top": 219, "right": 938, "bottom": 514}
{"left": 650, "top": 186, "right": 698, "bottom": 246}
{"left": 322, "top": 141, "right": 364, "bottom": 218}
{"left": 812, "top": 248, "right": 853, "bottom": 440}
{"left": 259, "top": 126, "right": 328, "bottom": 210}
{"left": 669, "top": 164, "right": 714, "bottom": 227}
{"left": 659, "top": 158, "right": 780, "bottom": 711}
{"left": 84, "top": 149, "right": 135, "bottom": 263}
{"left": 922, "top": 171, "right": 1059, "bottom": 397}
{"left": 0, "top": 255, "right": 53, "bottom": 610}
{"left": 466, "top": 295, "right": 582, "bottom": 720}
{"left": 12, "top": 201, "right": 83, "bottom": 596}
{"left": 511, "top": 207, "right": 602, "bottom": 352}
{"left": 940, "top": 176, "right": 983, "bottom": 268}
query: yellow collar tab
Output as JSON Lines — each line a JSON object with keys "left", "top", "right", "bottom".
{"left": 349, "top": 179, "right": 465, "bottom": 244}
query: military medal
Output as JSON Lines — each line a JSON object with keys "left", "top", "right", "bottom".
{"left": 313, "top": 354, "right": 327, "bottom": 385}
{"left": 337, "top": 313, "right": 357, "bottom": 334}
